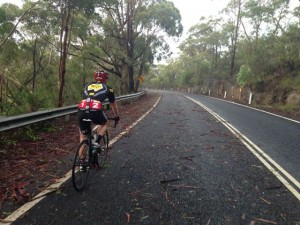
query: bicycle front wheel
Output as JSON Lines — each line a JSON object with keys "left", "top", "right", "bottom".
{"left": 72, "top": 140, "right": 90, "bottom": 191}
{"left": 95, "top": 130, "right": 109, "bottom": 169}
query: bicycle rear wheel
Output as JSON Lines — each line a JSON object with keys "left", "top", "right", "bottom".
{"left": 72, "top": 140, "right": 90, "bottom": 191}
{"left": 94, "top": 130, "right": 109, "bottom": 169}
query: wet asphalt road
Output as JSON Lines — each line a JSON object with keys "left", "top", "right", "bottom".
{"left": 10, "top": 91, "right": 300, "bottom": 225}
{"left": 185, "top": 92, "right": 300, "bottom": 182}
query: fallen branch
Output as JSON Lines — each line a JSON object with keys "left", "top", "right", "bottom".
{"left": 164, "top": 191, "right": 169, "bottom": 202}
{"left": 170, "top": 184, "right": 201, "bottom": 190}
{"left": 179, "top": 156, "right": 197, "bottom": 164}
{"left": 259, "top": 197, "right": 271, "bottom": 205}
{"left": 121, "top": 159, "right": 130, "bottom": 168}
{"left": 230, "top": 181, "right": 242, "bottom": 192}
{"left": 206, "top": 219, "right": 211, "bottom": 225}
{"left": 126, "top": 212, "right": 130, "bottom": 223}
{"left": 254, "top": 218, "right": 278, "bottom": 224}
{"left": 160, "top": 178, "right": 181, "bottom": 184}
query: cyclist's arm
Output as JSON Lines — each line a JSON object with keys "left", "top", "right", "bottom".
{"left": 110, "top": 101, "right": 119, "bottom": 118}
{"left": 107, "top": 86, "right": 119, "bottom": 118}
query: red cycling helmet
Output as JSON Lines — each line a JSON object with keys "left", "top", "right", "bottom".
{"left": 93, "top": 70, "right": 108, "bottom": 83}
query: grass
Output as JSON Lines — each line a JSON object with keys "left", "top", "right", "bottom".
{"left": 280, "top": 74, "right": 300, "bottom": 90}
{"left": 277, "top": 103, "right": 300, "bottom": 112}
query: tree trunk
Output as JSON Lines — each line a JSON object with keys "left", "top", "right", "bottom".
{"left": 121, "top": 74, "right": 128, "bottom": 95}
{"left": 58, "top": 2, "right": 71, "bottom": 107}
{"left": 134, "top": 60, "right": 144, "bottom": 92}
{"left": 230, "top": 0, "right": 241, "bottom": 77}
{"left": 126, "top": 0, "right": 135, "bottom": 93}
{"left": 32, "top": 38, "right": 37, "bottom": 93}
{"left": 0, "top": 75, "right": 3, "bottom": 113}
{"left": 128, "top": 65, "right": 134, "bottom": 93}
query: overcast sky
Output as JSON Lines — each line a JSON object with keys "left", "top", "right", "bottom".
{"left": 170, "top": 0, "right": 229, "bottom": 34}
{"left": 168, "top": 0, "right": 230, "bottom": 55}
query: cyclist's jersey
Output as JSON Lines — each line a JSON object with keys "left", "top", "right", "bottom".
{"left": 78, "top": 81, "right": 115, "bottom": 111}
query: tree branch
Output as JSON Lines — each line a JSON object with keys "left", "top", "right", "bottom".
{"left": 0, "top": 1, "right": 41, "bottom": 48}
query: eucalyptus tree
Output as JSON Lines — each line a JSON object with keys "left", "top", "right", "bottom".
{"left": 147, "top": 60, "right": 180, "bottom": 89}
{"left": 21, "top": 0, "right": 101, "bottom": 107}
{"left": 0, "top": 3, "right": 24, "bottom": 114}
{"left": 178, "top": 17, "right": 228, "bottom": 82}
{"left": 222, "top": 0, "right": 243, "bottom": 77}
{"left": 1, "top": 0, "right": 67, "bottom": 113}
{"left": 236, "top": 0, "right": 293, "bottom": 87}
{"left": 89, "top": 0, "right": 182, "bottom": 93}
{"left": 55, "top": 0, "right": 99, "bottom": 107}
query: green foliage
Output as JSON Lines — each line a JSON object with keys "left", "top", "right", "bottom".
{"left": 1, "top": 0, "right": 300, "bottom": 113}
{"left": 24, "top": 127, "right": 40, "bottom": 141}
{"left": 148, "top": 0, "right": 300, "bottom": 101}
{"left": 237, "top": 65, "right": 253, "bottom": 86}
{"left": 147, "top": 1, "right": 183, "bottom": 37}
{"left": 280, "top": 74, "right": 300, "bottom": 90}
{"left": 278, "top": 103, "right": 299, "bottom": 112}
{"left": 0, "top": 121, "right": 61, "bottom": 148}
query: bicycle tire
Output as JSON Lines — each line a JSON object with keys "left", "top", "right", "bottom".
{"left": 94, "top": 130, "right": 109, "bottom": 169}
{"left": 72, "top": 140, "right": 90, "bottom": 191}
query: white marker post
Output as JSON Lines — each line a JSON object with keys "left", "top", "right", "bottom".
{"left": 249, "top": 92, "right": 253, "bottom": 104}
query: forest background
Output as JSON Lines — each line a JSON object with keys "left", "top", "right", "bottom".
{"left": 0, "top": 0, "right": 300, "bottom": 117}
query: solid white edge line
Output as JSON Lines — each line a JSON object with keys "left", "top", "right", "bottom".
{"left": 207, "top": 95, "right": 300, "bottom": 124}
{"left": 185, "top": 95, "right": 300, "bottom": 202}
{"left": 1, "top": 96, "right": 161, "bottom": 225}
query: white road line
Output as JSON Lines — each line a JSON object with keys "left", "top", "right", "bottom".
{"left": 185, "top": 95, "right": 300, "bottom": 202}
{"left": 0, "top": 96, "right": 161, "bottom": 225}
{"left": 208, "top": 95, "right": 300, "bottom": 124}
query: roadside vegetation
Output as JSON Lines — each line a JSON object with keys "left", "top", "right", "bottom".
{"left": 146, "top": 0, "right": 300, "bottom": 111}
{"left": 1, "top": 0, "right": 300, "bottom": 116}
{"left": 0, "top": 0, "right": 182, "bottom": 116}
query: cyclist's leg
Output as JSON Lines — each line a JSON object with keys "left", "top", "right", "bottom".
{"left": 97, "top": 123, "right": 107, "bottom": 138}
{"left": 91, "top": 110, "right": 107, "bottom": 142}
{"left": 77, "top": 110, "right": 91, "bottom": 158}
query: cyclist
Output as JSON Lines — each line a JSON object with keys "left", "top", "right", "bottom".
{"left": 77, "top": 69, "right": 120, "bottom": 151}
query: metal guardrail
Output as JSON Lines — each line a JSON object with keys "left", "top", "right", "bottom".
{"left": 0, "top": 91, "right": 145, "bottom": 132}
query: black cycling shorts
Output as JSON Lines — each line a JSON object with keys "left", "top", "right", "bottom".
{"left": 77, "top": 110, "right": 107, "bottom": 135}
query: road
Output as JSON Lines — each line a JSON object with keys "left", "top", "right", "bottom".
{"left": 5, "top": 91, "right": 300, "bottom": 225}
{"left": 185, "top": 93, "right": 300, "bottom": 183}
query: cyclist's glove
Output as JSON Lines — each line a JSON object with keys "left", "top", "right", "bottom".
{"left": 115, "top": 116, "right": 120, "bottom": 122}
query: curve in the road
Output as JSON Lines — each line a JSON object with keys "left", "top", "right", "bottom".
{"left": 185, "top": 95, "right": 300, "bottom": 202}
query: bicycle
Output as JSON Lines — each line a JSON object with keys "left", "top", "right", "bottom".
{"left": 72, "top": 118, "right": 118, "bottom": 191}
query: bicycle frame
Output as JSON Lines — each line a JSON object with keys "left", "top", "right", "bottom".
{"left": 72, "top": 117, "right": 118, "bottom": 191}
